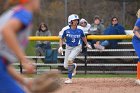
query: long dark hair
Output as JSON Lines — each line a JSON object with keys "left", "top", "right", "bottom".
{"left": 38, "top": 23, "right": 48, "bottom": 32}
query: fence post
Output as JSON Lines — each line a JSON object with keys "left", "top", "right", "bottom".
{"left": 83, "top": 35, "right": 88, "bottom": 75}
{"left": 19, "top": 62, "right": 22, "bottom": 73}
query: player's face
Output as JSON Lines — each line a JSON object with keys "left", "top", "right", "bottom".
{"left": 71, "top": 19, "right": 79, "bottom": 26}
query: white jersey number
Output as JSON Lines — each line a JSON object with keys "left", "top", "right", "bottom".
{"left": 72, "top": 38, "right": 75, "bottom": 43}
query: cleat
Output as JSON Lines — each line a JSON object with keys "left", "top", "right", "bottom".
{"left": 64, "top": 79, "right": 72, "bottom": 84}
{"left": 135, "top": 79, "right": 140, "bottom": 85}
{"left": 72, "top": 63, "right": 77, "bottom": 76}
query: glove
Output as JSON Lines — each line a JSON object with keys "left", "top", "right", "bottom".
{"left": 58, "top": 47, "right": 63, "bottom": 55}
{"left": 30, "top": 72, "right": 61, "bottom": 93}
{"left": 86, "top": 43, "right": 92, "bottom": 49}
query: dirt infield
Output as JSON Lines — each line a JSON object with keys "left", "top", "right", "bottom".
{"left": 54, "top": 78, "right": 140, "bottom": 93}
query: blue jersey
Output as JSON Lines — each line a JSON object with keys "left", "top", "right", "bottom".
{"left": 62, "top": 27, "right": 85, "bottom": 47}
{"left": 132, "top": 18, "right": 140, "bottom": 61}
{"left": 12, "top": 6, "right": 33, "bottom": 30}
{"left": 133, "top": 18, "right": 140, "bottom": 40}
{"left": 135, "top": 18, "right": 140, "bottom": 28}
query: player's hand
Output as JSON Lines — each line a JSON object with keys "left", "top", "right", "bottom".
{"left": 21, "top": 58, "right": 36, "bottom": 73}
{"left": 86, "top": 43, "right": 92, "bottom": 49}
{"left": 58, "top": 47, "right": 63, "bottom": 55}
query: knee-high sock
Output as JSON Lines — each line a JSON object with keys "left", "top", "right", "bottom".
{"left": 137, "top": 62, "right": 140, "bottom": 79}
{"left": 68, "top": 65, "right": 74, "bottom": 79}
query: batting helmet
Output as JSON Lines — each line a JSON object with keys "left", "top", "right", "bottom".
{"left": 68, "top": 14, "right": 79, "bottom": 25}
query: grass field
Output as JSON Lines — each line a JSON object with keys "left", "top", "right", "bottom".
{"left": 25, "top": 73, "right": 136, "bottom": 79}
{"left": 25, "top": 41, "right": 36, "bottom": 56}
{"left": 63, "top": 74, "right": 136, "bottom": 78}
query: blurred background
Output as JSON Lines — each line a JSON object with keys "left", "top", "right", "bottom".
{"left": 0, "top": 0, "right": 140, "bottom": 35}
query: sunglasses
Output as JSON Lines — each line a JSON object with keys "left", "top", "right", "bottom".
{"left": 80, "top": 22, "right": 86, "bottom": 24}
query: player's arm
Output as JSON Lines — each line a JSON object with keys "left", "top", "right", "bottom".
{"left": 81, "top": 31, "right": 92, "bottom": 49}
{"left": 59, "top": 38, "right": 64, "bottom": 47}
{"left": 2, "top": 18, "right": 35, "bottom": 72}
{"left": 2, "top": 19, "right": 26, "bottom": 60}
{"left": 58, "top": 30, "right": 66, "bottom": 55}
{"left": 7, "top": 65, "right": 30, "bottom": 87}
{"left": 82, "top": 37, "right": 88, "bottom": 45}
{"left": 133, "top": 26, "right": 140, "bottom": 38}
{"left": 58, "top": 38, "right": 64, "bottom": 55}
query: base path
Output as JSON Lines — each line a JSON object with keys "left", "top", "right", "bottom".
{"left": 54, "top": 78, "right": 140, "bottom": 93}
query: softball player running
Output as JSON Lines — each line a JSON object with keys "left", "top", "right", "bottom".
{"left": 58, "top": 14, "right": 91, "bottom": 84}
{"left": 132, "top": 9, "right": 140, "bottom": 85}
{"left": 0, "top": 0, "right": 40, "bottom": 93}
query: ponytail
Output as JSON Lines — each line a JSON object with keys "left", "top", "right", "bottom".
{"left": 136, "top": 9, "right": 140, "bottom": 18}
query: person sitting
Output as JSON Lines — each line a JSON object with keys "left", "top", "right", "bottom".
{"left": 89, "top": 16, "right": 105, "bottom": 35}
{"left": 88, "top": 16, "right": 105, "bottom": 48}
{"left": 35, "top": 23, "right": 51, "bottom": 62}
{"left": 94, "top": 17, "right": 126, "bottom": 50}
{"left": 79, "top": 18, "right": 91, "bottom": 34}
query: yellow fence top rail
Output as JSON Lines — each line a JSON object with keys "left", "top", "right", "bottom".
{"left": 29, "top": 35, "right": 133, "bottom": 41}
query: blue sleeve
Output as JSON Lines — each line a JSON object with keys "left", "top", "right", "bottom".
{"left": 135, "top": 18, "right": 140, "bottom": 28}
{"left": 104, "top": 28, "right": 110, "bottom": 35}
{"left": 117, "top": 25, "right": 126, "bottom": 35}
{"left": 12, "top": 9, "right": 32, "bottom": 27}
{"left": 81, "top": 30, "right": 85, "bottom": 37}
{"left": 62, "top": 30, "right": 66, "bottom": 39}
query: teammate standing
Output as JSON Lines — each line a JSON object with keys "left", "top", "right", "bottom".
{"left": 0, "top": 0, "right": 40, "bottom": 93}
{"left": 132, "top": 9, "right": 140, "bottom": 85}
{"left": 58, "top": 14, "right": 91, "bottom": 84}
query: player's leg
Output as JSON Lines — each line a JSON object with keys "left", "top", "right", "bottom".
{"left": 64, "top": 45, "right": 72, "bottom": 69}
{"left": 65, "top": 45, "right": 82, "bottom": 84}
{"left": 136, "top": 61, "right": 140, "bottom": 85}
{"left": 70, "top": 45, "right": 82, "bottom": 76}
{"left": 132, "top": 39, "right": 140, "bottom": 85}
{"left": 0, "top": 58, "right": 25, "bottom": 93}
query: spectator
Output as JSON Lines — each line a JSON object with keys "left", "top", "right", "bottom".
{"left": 88, "top": 16, "right": 105, "bottom": 48}
{"left": 79, "top": 18, "right": 91, "bottom": 34}
{"left": 35, "top": 23, "right": 51, "bottom": 61}
{"left": 94, "top": 17, "right": 126, "bottom": 50}
{"left": 89, "top": 16, "right": 105, "bottom": 35}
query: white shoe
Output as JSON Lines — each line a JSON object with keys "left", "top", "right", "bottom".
{"left": 94, "top": 44, "right": 105, "bottom": 50}
{"left": 135, "top": 79, "right": 140, "bottom": 85}
{"left": 72, "top": 63, "right": 77, "bottom": 76}
{"left": 64, "top": 79, "right": 72, "bottom": 84}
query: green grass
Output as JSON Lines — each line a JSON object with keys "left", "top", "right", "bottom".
{"left": 25, "top": 74, "right": 136, "bottom": 78}
{"left": 25, "top": 41, "right": 36, "bottom": 56}
{"left": 62, "top": 74, "right": 136, "bottom": 78}
{"left": 25, "top": 41, "right": 58, "bottom": 56}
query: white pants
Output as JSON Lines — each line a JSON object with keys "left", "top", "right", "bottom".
{"left": 64, "top": 45, "right": 82, "bottom": 69}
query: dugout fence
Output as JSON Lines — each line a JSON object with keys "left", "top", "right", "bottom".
{"left": 14, "top": 34, "right": 139, "bottom": 74}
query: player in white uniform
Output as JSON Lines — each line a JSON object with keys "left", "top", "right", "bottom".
{"left": 58, "top": 14, "right": 92, "bottom": 84}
